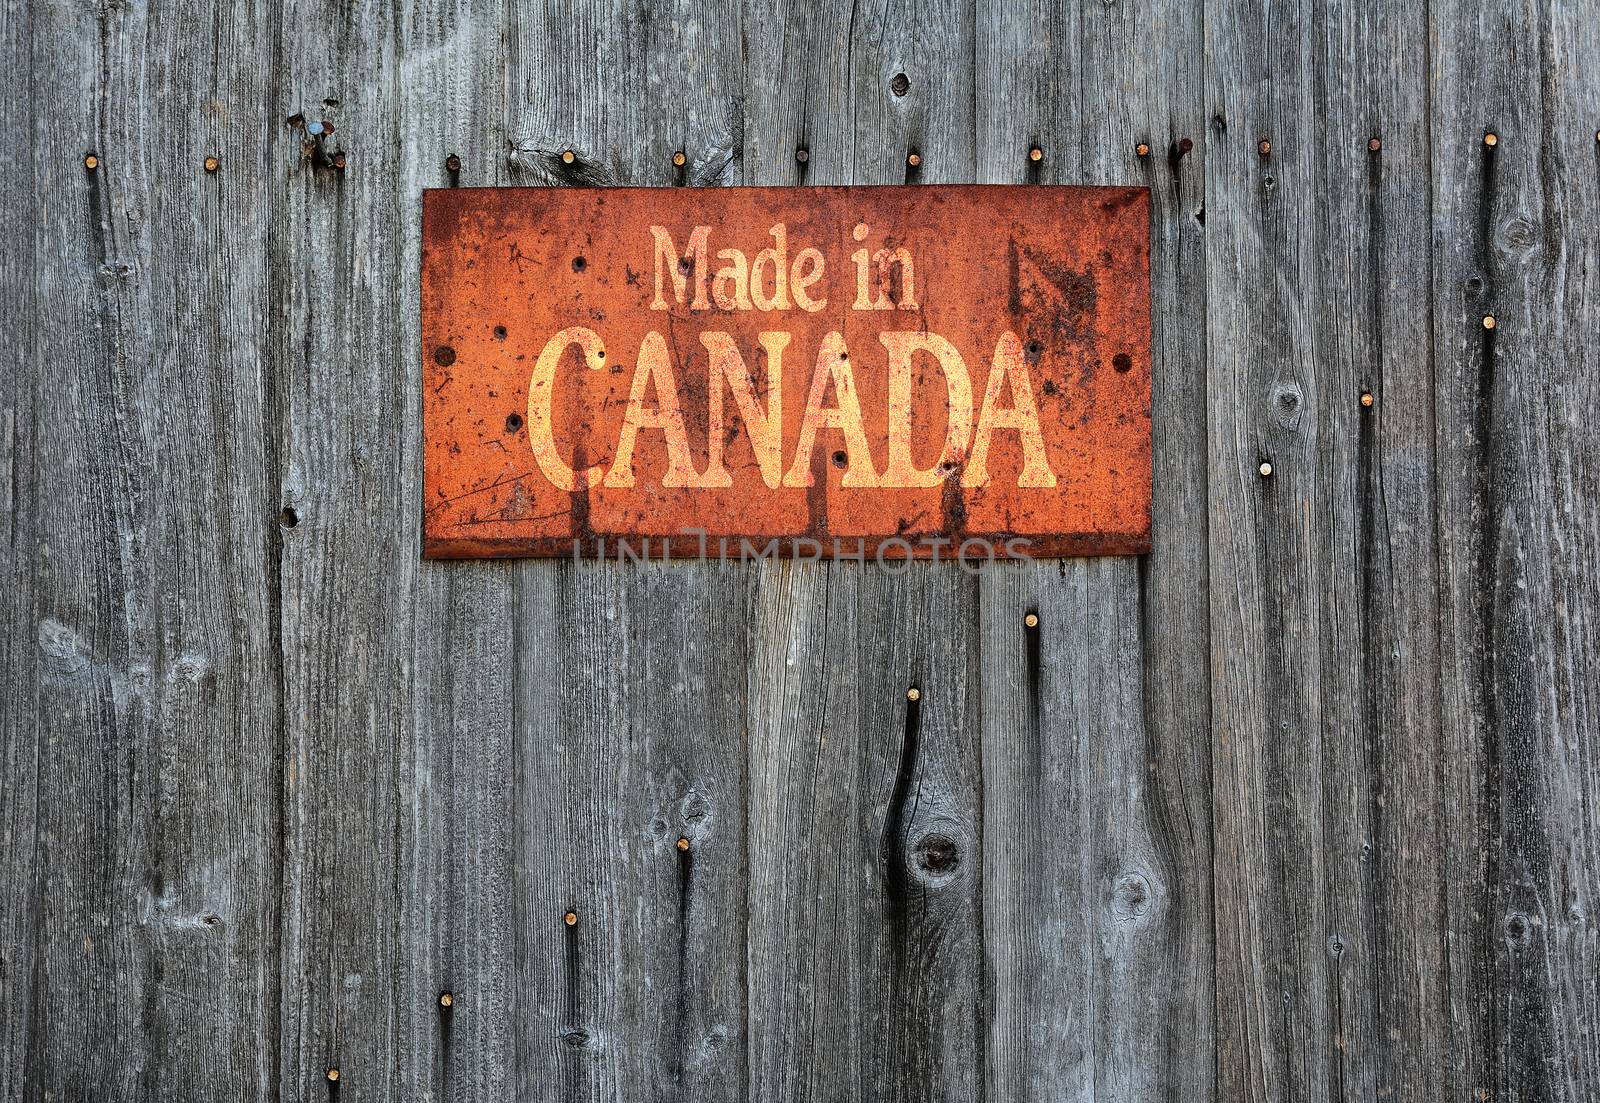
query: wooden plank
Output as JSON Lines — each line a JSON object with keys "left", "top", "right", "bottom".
{"left": 1303, "top": 6, "right": 1444, "bottom": 1099}
{"left": 743, "top": 3, "right": 986, "bottom": 1100}
{"left": 975, "top": 2, "right": 1214, "bottom": 1099}
{"left": 17, "top": 1, "right": 285, "bottom": 1098}
{"left": 389, "top": 6, "right": 520, "bottom": 1103}
{"left": 1432, "top": 3, "right": 1600, "bottom": 1098}
{"left": 504, "top": 5, "right": 752, "bottom": 1101}
{"left": 1202, "top": 1, "right": 1333, "bottom": 1097}
{"left": 0, "top": 0, "right": 37, "bottom": 1097}
{"left": 274, "top": 6, "right": 414, "bottom": 1099}
{"left": 1206, "top": 1, "right": 1447, "bottom": 1098}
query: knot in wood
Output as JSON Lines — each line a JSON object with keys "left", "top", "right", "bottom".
{"left": 1110, "top": 871, "right": 1153, "bottom": 921}
{"left": 1269, "top": 381, "right": 1304, "bottom": 430}
{"left": 911, "top": 831, "right": 961, "bottom": 881}
{"left": 1503, "top": 911, "right": 1534, "bottom": 947}
{"left": 1495, "top": 214, "right": 1539, "bottom": 258}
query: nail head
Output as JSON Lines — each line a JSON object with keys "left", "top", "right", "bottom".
{"left": 1024, "top": 612, "right": 1039, "bottom": 629}
{"left": 1028, "top": 146, "right": 1043, "bottom": 162}
{"left": 331, "top": 152, "right": 347, "bottom": 171}
{"left": 672, "top": 149, "right": 686, "bottom": 167}
{"left": 676, "top": 836, "right": 690, "bottom": 851}
{"left": 439, "top": 991, "right": 454, "bottom": 1008}
{"left": 1258, "top": 138, "right": 1272, "bottom": 155}
{"left": 906, "top": 151, "right": 921, "bottom": 167}
{"left": 561, "top": 149, "right": 576, "bottom": 164}
{"left": 1482, "top": 314, "right": 1497, "bottom": 330}
{"left": 1135, "top": 142, "right": 1151, "bottom": 158}
{"left": 563, "top": 910, "right": 578, "bottom": 926}
{"left": 203, "top": 156, "right": 220, "bottom": 174}
{"left": 1259, "top": 462, "right": 1274, "bottom": 478}
{"left": 1368, "top": 137, "right": 1382, "bottom": 151}
{"left": 795, "top": 146, "right": 810, "bottom": 164}
{"left": 1483, "top": 131, "right": 1498, "bottom": 148}
{"left": 327, "top": 1069, "right": 340, "bottom": 1083}
{"left": 445, "top": 153, "right": 461, "bottom": 173}
{"left": 83, "top": 153, "right": 98, "bottom": 171}
{"left": 1360, "top": 392, "right": 1374, "bottom": 408}
{"left": 906, "top": 686, "right": 921, "bottom": 702}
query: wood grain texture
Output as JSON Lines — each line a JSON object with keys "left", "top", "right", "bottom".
{"left": 1433, "top": 3, "right": 1600, "bottom": 1099}
{"left": 1205, "top": 0, "right": 1448, "bottom": 1099}
{"left": 742, "top": 4, "right": 987, "bottom": 1100}
{"left": 5, "top": 2, "right": 1600, "bottom": 1101}
{"left": 0, "top": 0, "right": 36, "bottom": 1098}
{"left": 975, "top": 2, "right": 1214, "bottom": 1099}
{"left": 18, "top": 2, "right": 284, "bottom": 1100}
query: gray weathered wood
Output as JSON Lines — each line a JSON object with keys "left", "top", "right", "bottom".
{"left": 0, "top": 0, "right": 36, "bottom": 1098}
{"left": 740, "top": 4, "right": 987, "bottom": 1101}
{"left": 6, "top": 3, "right": 1600, "bottom": 1101}
{"left": 975, "top": 2, "right": 1215, "bottom": 1099}
{"left": 14, "top": 2, "right": 284, "bottom": 1100}
{"left": 1433, "top": 3, "right": 1600, "bottom": 1099}
{"left": 1205, "top": 0, "right": 1450, "bottom": 1098}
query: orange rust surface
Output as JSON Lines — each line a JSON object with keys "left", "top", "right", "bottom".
{"left": 422, "top": 185, "right": 1151, "bottom": 559}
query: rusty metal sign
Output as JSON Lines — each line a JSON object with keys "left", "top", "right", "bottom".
{"left": 422, "top": 185, "right": 1150, "bottom": 560}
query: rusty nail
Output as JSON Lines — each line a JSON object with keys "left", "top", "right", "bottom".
{"left": 1360, "top": 391, "right": 1374, "bottom": 408}
{"left": 1028, "top": 146, "right": 1043, "bottom": 162}
{"left": 1368, "top": 136, "right": 1382, "bottom": 151}
{"left": 1259, "top": 461, "right": 1274, "bottom": 478}
{"left": 445, "top": 153, "right": 461, "bottom": 173}
{"left": 327, "top": 1068, "right": 340, "bottom": 1083}
{"left": 676, "top": 836, "right": 690, "bottom": 852}
{"left": 795, "top": 146, "right": 809, "bottom": 164}
{"left": 1135, "top": 142, "right": 1150, "bottom": 158}
{"left": 906, "top": 151, "right": 921, "bottom": 167}
{"left": 906, "top": 686, "right": 921, "bottom": 702}
{"left": 1482, "top": 314, "right": 1497, "bottom": 330}
{"left": 203, "top": 155, "right": 220, "bottom": 174}
{"left": 1024, "top": 612, "right": 1039, "bottom": 629}
{"left": 1258, "top": 138, "right": 1272, "bottom": 155}
{"left": 560, "top": 149, "right": 576, "bottom": 164}
{"left": 332, "top": 152, "right": 347, "bottom": 171}
{"left": 83, "top": 152, "right": 98, "bottom": 171}
{"left": 1483, "top": 131, "right": 1498, "bottom": 148}
{"left": 672, "top": 149, "right": 686, "bottom": 167}
{"left": 563, "top": 910, "right": 578, "bottom": 926}
{"left": 439, "top": 991, "right": 454, "bottom": 1008}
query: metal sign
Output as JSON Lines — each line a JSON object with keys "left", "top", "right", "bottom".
{"left": 422, "top": 185, "right": 1150, "bottom": 560}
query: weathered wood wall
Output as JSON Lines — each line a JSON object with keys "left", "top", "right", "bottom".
{"left": 3, "top": 1, "right": 1597, "bottom": 1100}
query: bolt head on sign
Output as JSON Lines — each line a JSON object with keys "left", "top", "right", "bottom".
{"left": 421, "top": 185, "right": 1152, "bottom": 559}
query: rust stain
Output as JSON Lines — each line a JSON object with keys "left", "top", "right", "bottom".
{"left": 421, "top": 185, "right": 1152, "bottom": 559}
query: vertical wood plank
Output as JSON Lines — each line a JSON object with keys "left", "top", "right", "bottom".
{"left": 1203, "top": 0, "right": 1331, "bottom": 1097}
{"left": 274, "top": 6, "right": 411, "bottom": 1099}
{"left": 0, "top": 0, "right": 36, "bottom": 1098}
{"left": 505, "top": 5, "right": 751, "bottom": 1101}
{"left": 1433, "top": 3, "right": 1600, "bottom": 1098}
{"left": 395, "top": 6, "right": 518, "bottom": 1103}
{"left": 742, "top": 3, "right": 986, "bottom": 1100}
{"left": 23, "top": 2, "right": 284, "bottom": 1098}
{"left": 1306, "top": 6, "right": 1443, "bottom": 1100}
{"left": 975, "top": 2, "right": 1214, "bottom": 1099}
{"left": 1207, "top": 0, "right": 1446, "bottom": 1098}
